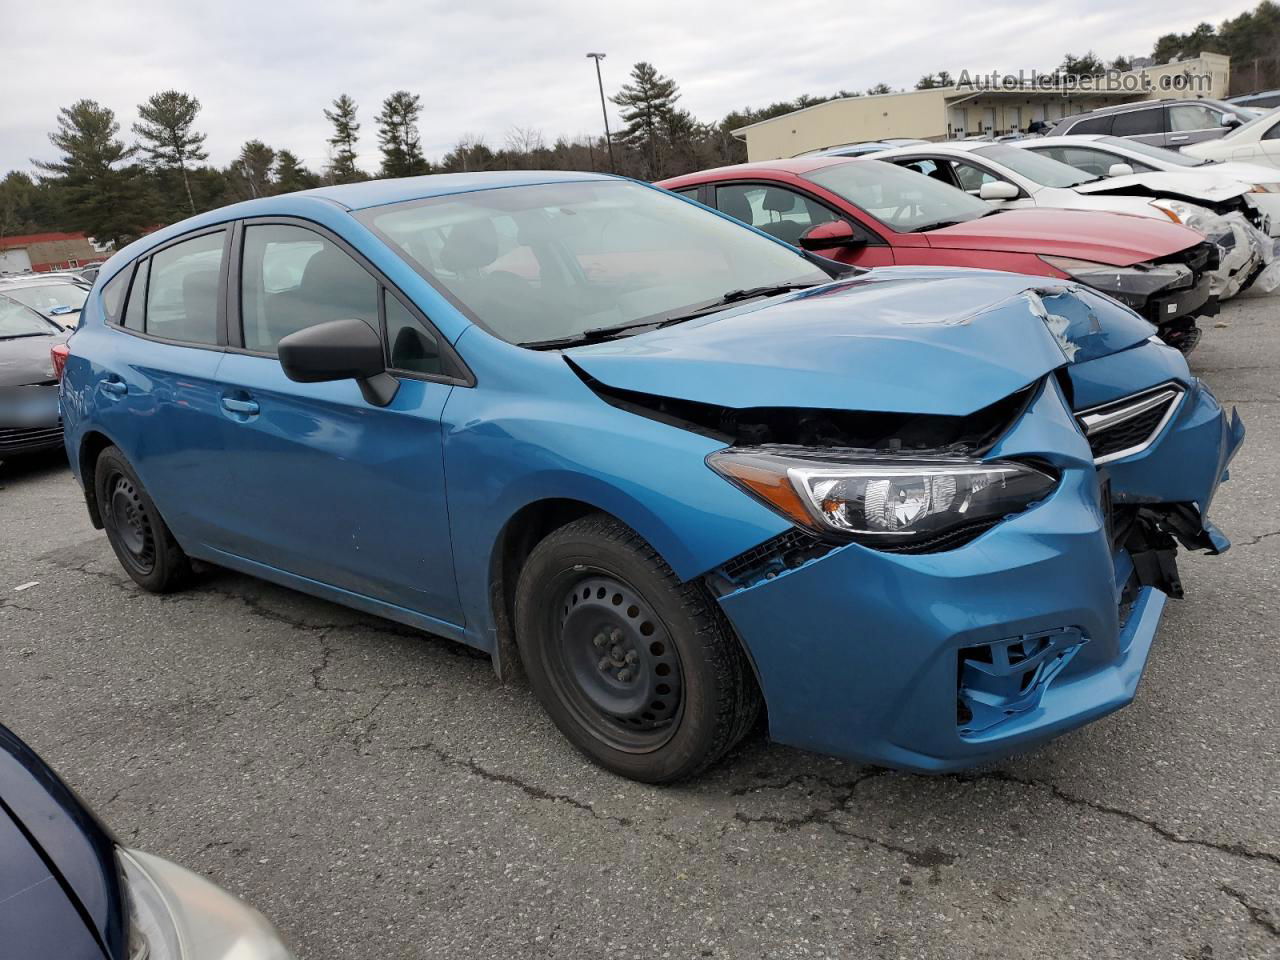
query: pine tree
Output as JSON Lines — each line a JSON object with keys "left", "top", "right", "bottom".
{"left": 611, "top": 62, "right": 681, "bottom": 179}
{"left": 324, "top": 94, "right": 363, "bottom": 183}
{"left": 376, "top": 91, "right": 429, "bottom": 178}
{"left": 229, "top": 140, "right": 276, "bottom": 200}
{"left": 132, "top": 90, "right": 208, "bottom": 213}
{"left": 33, "top": 100, "right": 145, "bottom": 246}
{"left": 274, "top": 150, "right": 320, "bottom": 194}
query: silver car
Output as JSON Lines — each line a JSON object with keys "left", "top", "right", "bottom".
{"left": 1052, "top": 98, "right": 1260, "bottom": 148}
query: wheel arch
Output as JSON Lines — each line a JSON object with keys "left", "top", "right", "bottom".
{"left": 77, "top": 429, "right": 118, "bottom": 529}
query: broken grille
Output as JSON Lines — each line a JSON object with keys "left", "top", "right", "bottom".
{"left": 1076, "top": 383, "right": 1184, "bottom": 465}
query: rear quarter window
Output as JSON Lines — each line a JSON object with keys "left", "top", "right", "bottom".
{"left": 100, "top": 267, "right": 130, "bottom": 323}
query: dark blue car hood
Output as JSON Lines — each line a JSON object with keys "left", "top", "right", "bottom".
{"left": 569, "top": 268, "right": 1155, "bottom": 416}
{"left": 0, "top": 725, "right": 125, "bottom": 958}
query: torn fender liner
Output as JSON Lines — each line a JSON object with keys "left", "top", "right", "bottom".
{"left": 567, "top": 269, "right": 1152, "bottom": 416}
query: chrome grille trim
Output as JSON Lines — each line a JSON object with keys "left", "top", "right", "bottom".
{"left": 1076, "top": 382, "right": 1185, "bottom": 465}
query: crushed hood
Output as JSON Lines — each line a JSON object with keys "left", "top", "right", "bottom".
{"left": 568, "top": 268, "right": 1154, "bottom": 416}
{"left": 1074, "top": 170, "right": 1252, "bottom": 204}
{"left": 926, "top": 208, "right": 1200, "bottom": 266}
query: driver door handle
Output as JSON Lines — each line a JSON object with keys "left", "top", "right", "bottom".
{"left": 221, "top": 397, "right": 260, "bottom": 416}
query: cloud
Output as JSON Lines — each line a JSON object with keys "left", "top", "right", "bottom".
{"left": 1, "top": 0, "right": 1224, "bottom": 176}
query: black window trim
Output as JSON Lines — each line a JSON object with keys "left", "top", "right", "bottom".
{"left": 107, "top": 225, "right": 231, "bottom": 352}
{"left": 710, "top": 177, "right": 888, "bottom": 245}
{"left": 228, "top": 215, "right": 474, "bottom": 388}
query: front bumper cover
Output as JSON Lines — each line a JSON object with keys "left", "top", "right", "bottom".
{"left": 711, "top": 369, "right": 1241, "bottom": 773}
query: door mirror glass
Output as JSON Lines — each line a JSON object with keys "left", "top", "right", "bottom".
{"left": 798, "top": 220, "right": 866, "bottom": 250}
{"left": 978, "top": 181, "right": 1019, "bottom": 201}
{"left": 277, "top": 317, "right": 399, "bottom": 406}
{"left": 1107, "top": 162, "right": 1135, "bottom": 177}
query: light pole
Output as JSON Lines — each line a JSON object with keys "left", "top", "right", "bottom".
{"left": 586, "top": 52, "right": 616, "bottom": 173}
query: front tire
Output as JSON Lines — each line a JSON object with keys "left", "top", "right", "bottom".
{"left": 514, "top": 514, "right": 760, "bottom": 783}
{"left": 95, "top": 445, "right": 191, "bottom": 593}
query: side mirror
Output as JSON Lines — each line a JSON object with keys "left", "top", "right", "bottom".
{"left": 1107, "top": 162, "right": 1135, "bottom": 177}
{"left": 278, "top": 317, "right": 399, "bottom": 407}
{"left": 978, "top": 181, "right": 1019, "bottom": 201}
{"left": 798, "top": 220, "right": 867, "bottom": 251}
{"left": 1221, "top": 112, "right": 1240, "bottom": 128}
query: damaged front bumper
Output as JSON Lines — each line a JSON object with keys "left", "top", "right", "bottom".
{"left": 708, "top": 361, "right": 1243, "bottom": 773}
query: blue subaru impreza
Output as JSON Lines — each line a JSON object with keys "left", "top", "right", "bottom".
{"left": 58, "top": 172, "right": 1244, "bottom": 782}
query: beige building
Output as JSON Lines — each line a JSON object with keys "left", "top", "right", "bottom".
{"left": 733, "top": 53, "right": 1232, "bottom": 161}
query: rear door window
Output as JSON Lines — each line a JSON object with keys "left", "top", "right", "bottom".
{"left": 1067, "top": 114, "right": 1113, "bottom": 134}
{"left": 1112, "top": 108, "right": 1164, "bottom": 137}
{"left": 145, "top": 231, "right": 225, "bottom": 344}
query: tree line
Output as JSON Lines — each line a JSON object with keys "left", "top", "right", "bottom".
{"left": 0, "top": 59, "right": 908, "bottom": 248}
{"left": 4, "top": 2, "right": 1271, "bottom": 249}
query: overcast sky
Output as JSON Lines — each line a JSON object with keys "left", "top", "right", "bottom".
{"left": 1, "top": 0, "right": 1243, "bottom": 177}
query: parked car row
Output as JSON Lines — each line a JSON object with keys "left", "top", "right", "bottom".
{"left": 39, "top": 168, "right": 1240, "bottom": 793}
{"left": 665, "top": 152, "right": 1230, "bottom": 351}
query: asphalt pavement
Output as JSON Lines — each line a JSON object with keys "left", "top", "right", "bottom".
{"left": 1, "top": 296, "right": 1277, "bottom": 959}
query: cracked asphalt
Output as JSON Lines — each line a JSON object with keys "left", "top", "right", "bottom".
{"left": 2, "top": 295, "right": 1278, "bottom": 959}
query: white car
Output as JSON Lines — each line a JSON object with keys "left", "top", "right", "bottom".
{"left": 873, "top": 141, "right": 1266, "bottom": 298}
{"left": 1182, "top": 106, "right": 1280, "bottom": 169}
{"left": 1013, "top": 134, "right": 1280, "bottom": 236}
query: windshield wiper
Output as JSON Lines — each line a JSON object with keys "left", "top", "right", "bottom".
{"left": 0, "top": 332, "right": 51, "bottom": 340}
{"left": 520, "top": 282, "right": 824, "bottom": 350}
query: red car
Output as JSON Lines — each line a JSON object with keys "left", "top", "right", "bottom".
{"left": 658, "top": 158, "right": 1218, "bottom": 351}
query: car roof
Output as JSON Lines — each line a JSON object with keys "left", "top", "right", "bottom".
{"left": 663, "top": 155, "right": 867, "bottom": 183}
{"left": 0, "top": 275, "right": 87, "bottom": 287}
{"left": 293, "top": 169, "right": 616, "bottom": 211}
{"left": 872, "top": 141, "right": 992, "bottom": 158}
{"left": 1018, "top": 135, "right": 1109, "bottom": 146}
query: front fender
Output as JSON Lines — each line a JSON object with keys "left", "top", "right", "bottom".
{"left": 442, "top": 332, "right": 790, "bottom": 650}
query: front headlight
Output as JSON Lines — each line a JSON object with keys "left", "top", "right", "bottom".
{"left": 707, "top": 448, "right": 1058, "bottom": 546}
{"left": 1039, "top": 255, "right": 1194, "bottom": 303}
{"left": 1250, "top": 183, "right": 1280, "bottom": 193}
{"left": 120, "top": 849, "right": 183, "bottom": 959}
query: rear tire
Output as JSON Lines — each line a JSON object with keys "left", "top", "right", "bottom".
{"left": 95, "top": 446, "right": 191, "bottom": 593}
{"left": 514, "top": 514, "right": 760, "bottom": 783}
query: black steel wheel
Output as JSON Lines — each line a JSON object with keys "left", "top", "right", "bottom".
{"left": 94, "top": 445, "right": 192, "bottom": 593}
{"left": 551, "top": 573, "right": 685, "bottom": 752}
{"left": 514, "top": 514, "right": 761, "bottom": 783}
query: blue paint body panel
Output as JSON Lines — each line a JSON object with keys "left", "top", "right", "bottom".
{"left": 62, "top": 177, "right": 1243, "bottom": 772}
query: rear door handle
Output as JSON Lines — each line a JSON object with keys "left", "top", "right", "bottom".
{"left": 221, "top": 397, "right": 260, "bottom": 416}
{"left": 1168, "top": 135, "right": 1189, "bottom": 143}
{"left": 101, "top": 378, "right": 127, "bottom": 396}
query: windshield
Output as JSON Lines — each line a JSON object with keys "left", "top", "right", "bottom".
{"left": 973, "top": 144, "right": 1097, "bottom": 187}
{"left": 0, "top": 296, "right": 58, "bottom": 337}
{"left": 1098, "top": 136, "right": 1205, "bottom": 167}
{"left": 804, "top": 158, "right": 992, "bottom": 231}
{"left": 359, "top": 180, "right": 829, "bottom": 346}
{"left": 2, "top": 281, "right": 88, "bottom": 318}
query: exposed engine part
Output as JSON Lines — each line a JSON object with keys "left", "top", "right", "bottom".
{"left": 569, "top": 358, "right": 1038, "bottom": 455}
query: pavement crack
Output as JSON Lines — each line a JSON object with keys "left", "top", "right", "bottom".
{"left": 1237, "top": 528, "right": 1280, "bottom": 547}
{"left": 968, "top": 771, "right": 1280, "bottom": 868}
{"left": 1221, "top": 885, "right": 1280, "bottom": 938}
{"left": 399, "top": 742, "right": 631, "bottom": 826}
{"left": 731, "top": 769, "right": 956, "bottom": 871}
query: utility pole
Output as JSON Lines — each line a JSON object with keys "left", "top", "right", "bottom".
{"left": 586, "top": 52, "right": 617, "bottom": 173}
